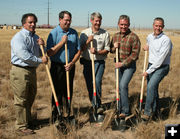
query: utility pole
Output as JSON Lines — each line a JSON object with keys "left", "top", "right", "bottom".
{"left": 87, "top": 12, "right": 89, "bottom": 28}
{"left": 47, "top": 0, "right": 50, "bottom": 28}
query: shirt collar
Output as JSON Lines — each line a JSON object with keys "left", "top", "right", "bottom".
{"left": 153, "top": 32, "right": 164, "bottom": 39}
{"left": 22, "top": 28, "right": 35, "bottom": 37}
{"left": 120, "top": 29, "right": 131, "bottom": 37}
{"left": 58, "top": 24, "right": 70, "bottom": 35}
{"left": 90, "top": 27, "right": 101, "bottom": 35}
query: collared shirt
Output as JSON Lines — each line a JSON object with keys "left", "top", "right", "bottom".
{"left": 46, "top": 25, "right": 80, "bottom": 63}
{"left": 110, "top": 29, "right": 141, "bottom": 67}
{"left": 11, "top": 28, "right": 42, "bottom": 67}
{"left": 146, "top": 32, "right": 173, "bottom": 74}
{"left": 80, "top": 27, "right": 110, "bottom": 60}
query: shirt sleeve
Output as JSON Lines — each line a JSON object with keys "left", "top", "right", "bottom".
{"left": 75, "top": 31, "right": 81, "bottom": 51}
{"left": 12, "top": 36, "right": 42, "bottom": 65}
{"left": 104, "top": 32, "right": 110, "bottom": 51}
{"left": 146, "top": 38, "right": 172, "bottom": 74}
{"left": 122, "top": 35, "right": 141, "bottom": 67}
{"left": 110, "top": 35, "right": 116, "bottom": 53}
{"left": 80, "top": 32, "right": 89, "bottom": 50}
{"left": 46, "top": 32, "right": 55, "bottom": 50}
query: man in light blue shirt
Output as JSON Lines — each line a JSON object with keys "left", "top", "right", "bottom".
{"left": 10, "top": 13, "right": 48, "bottom": 135}
{"left": 46, "top": 11, "right": 81, "bottom": 124}
{"left": 141, "top": 17, "right": 173, "bottom": 122}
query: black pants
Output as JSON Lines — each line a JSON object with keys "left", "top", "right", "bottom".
{"left": 50, "top": 61, "right": 75, "bottom": 118}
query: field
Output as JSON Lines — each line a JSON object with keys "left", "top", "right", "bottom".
{"left": 0, "top": 28, "right": 180, "bottom": 139}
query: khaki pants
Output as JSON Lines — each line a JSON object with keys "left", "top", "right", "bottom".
{"left": 10, "top": 65, "right": 37, "bottom": 130}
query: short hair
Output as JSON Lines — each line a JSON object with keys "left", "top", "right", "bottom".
{"left": 118, "top": 15, "right": 130, "bottom": 24}
{"left": 153, "top": 17, "right": 164, "bottom": 26}
{"left": 90, "top": 12, "right": 102, "bottom": 20}
{"left": 21, "top": 13, "right": 37, "bottom": 25}
{"left": 59, "top": 11, "right": 72, "bottom": 19}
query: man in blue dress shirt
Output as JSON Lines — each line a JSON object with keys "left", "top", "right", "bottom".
{"left": 10, "top": 13, "right": 48, "bottom": 135}
{"left": 47, "top": 11, "right": 81, "bottom": 123}
{"left": 141, "top": 17, "right": 173, "bottom": 122}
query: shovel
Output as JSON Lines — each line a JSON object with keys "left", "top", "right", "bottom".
{"left": 40, "top": 45, "right": 63, "bottom": 123}
{"left": 139, "top": 50, "right": 148, "bottom": 112}
{"left": 115, "top": 47, "right": 120, "bottom": 120}
{"left": 65, "top": 43, "right": 71, "bottom": 116}
{"left": 101, "top": 46, "right": 121, "bottom": 130}
{"left": 90, "top": 41, "right": 99, "bottom": 122}
{"left": 113, "top": 47, "right": 126, "bottom": 131}
{"left": 65, "top": 43, "right": 76, "bottom": 126}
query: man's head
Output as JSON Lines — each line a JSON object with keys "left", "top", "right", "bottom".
{"left": 21, "top": 13, "right": 37, "bottom": 33}
{"left": 59, "top": 11, "right": 72, "bottom": 31}
{"left": 118, "top": 15, "right": 130, "bottom": 35}
{"left": 90, "top": 12, "right": 102, "bottom": 32}
{"left": 153, "top": 17, "right": 164, "bottom": 36}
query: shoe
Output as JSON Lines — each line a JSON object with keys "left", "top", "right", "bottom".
{"left": 28, "top": 123, "right": 40, "bottom": 130}
{"left": 16, "top": 128, "right": 35, "bottom": 135}
{"left": 97, "top": 107, "right": 104, "bottom": 114}
{"left": 119, "top": 113, "right": 126, "bottom": 118}
{"left": 141, "top": 114, "right": 150, "bottom": 124}
{"left": 141, "top": 114, "right": 150, "bottom": 120}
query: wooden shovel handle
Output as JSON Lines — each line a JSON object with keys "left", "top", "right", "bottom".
{"left": 140, "top": 51, "right": 148, "bottom": 104}
{"left": 40, "top": 45, "right": 59, "bottom": 103}
{"left": 116, "top": 48, "right": 120, "bottom": 108}
{"left": 65, "top": 43, "right": 71, "bottom": 101}
{"left": 90, "top": 41, "right": 96, "bottom": 96}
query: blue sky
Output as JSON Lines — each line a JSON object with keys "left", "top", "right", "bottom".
{"left": 0, "top": 0, "right": 180, "bottom": 29}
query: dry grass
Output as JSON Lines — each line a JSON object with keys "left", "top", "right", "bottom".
{"left": 0, "top": 28, "right": 180, "bottom": 139}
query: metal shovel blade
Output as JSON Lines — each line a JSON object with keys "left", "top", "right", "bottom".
{"left": 90, "top": 110, "right": 105, "bottom": 123}
{"left": 112, "top": 118, "right": 126, "bottom": 132}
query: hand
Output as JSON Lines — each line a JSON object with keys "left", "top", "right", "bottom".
{"left": 61, "top": 35, "right": 68, "bottom": 44}
{"left": 87, "top": 35, "right": 94, "bottom": 44}
{"left": 143, "top": 72, "right": 148, "bottom": 78}
{"left": 115, "top": 62, "right": 123, "bottom": 68}
{"left": 41, "top": 56, "right": 48, "bottom": 64}
{"left": 37, "top": 38, "right": 44, "bottom": 45}
{"left": 90, "top": 47, "right": 97, "bottom": 54}
{"left": 64, "top": 62, "right": 74, "bottom": 71}
{"left": 143, "top": 45, "right": 149, "bottom": 51}
{"left": 114, "top": 42, "right": 119, "bottom": 49}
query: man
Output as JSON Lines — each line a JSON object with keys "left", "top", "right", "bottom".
{"left": 141, "top": 17, "right": 173, "bottom": 122}
{"left": 47, "top": 11, "right": 81, "bottom": 122}
{"left": 110, "top": 15, "right": 141, "bottom": 118}
{"left": 80, "top": 12, "right": 110, "bottom": 117}
{"left": 10, "top": 13, "right": 48, "bottom": 135}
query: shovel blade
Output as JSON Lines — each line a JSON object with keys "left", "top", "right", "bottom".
{"left": 112, "top": 118, "right": 126, "bottom": 132}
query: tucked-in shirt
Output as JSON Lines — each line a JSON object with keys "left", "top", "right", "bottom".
{"left": 146, "top": 32, "right": 173, "bottom": 74}
{"left": 80, "top": 27, "right": 110, "bottom": 60}
{"left": 11, "top": 28, "right": 42, "bottom": 67}
{"left": 47, "top": 25, "right": 80, "bottom": 63}
{"left": 110, "top": 29, "right": 141, "bottom": 67}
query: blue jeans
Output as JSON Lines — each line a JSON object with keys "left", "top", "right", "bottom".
{"left": 144, "top": 63, "right": 169, "bottom": 116}
{"left": 82, "top": 59, "right": 105, "bottom": 108}
{"left": 118, "top": 62, "right": 136, "bottom": 116}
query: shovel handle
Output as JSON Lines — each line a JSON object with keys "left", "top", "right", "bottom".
{"left": 116, "top": 48, "right": 120, "bottom": 112}
{"left": 90, "top": 41, "right": 97, "bottom": 105}
{"left": 139, "top": 50, "right": 148, "bottom": 111}
{"left": 65, "top": 43, "right": 71, "bottom": 114}
{"left": 40, "top": 45, "right": 61, "bottom": 116}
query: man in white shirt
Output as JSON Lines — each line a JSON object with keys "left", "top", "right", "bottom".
{"left": 141, "top": 17, "right": 173, "bottom": 122}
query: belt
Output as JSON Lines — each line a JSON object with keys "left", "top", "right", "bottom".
{"left": 12, "top": 64, "right": 36, "bottom": 69}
